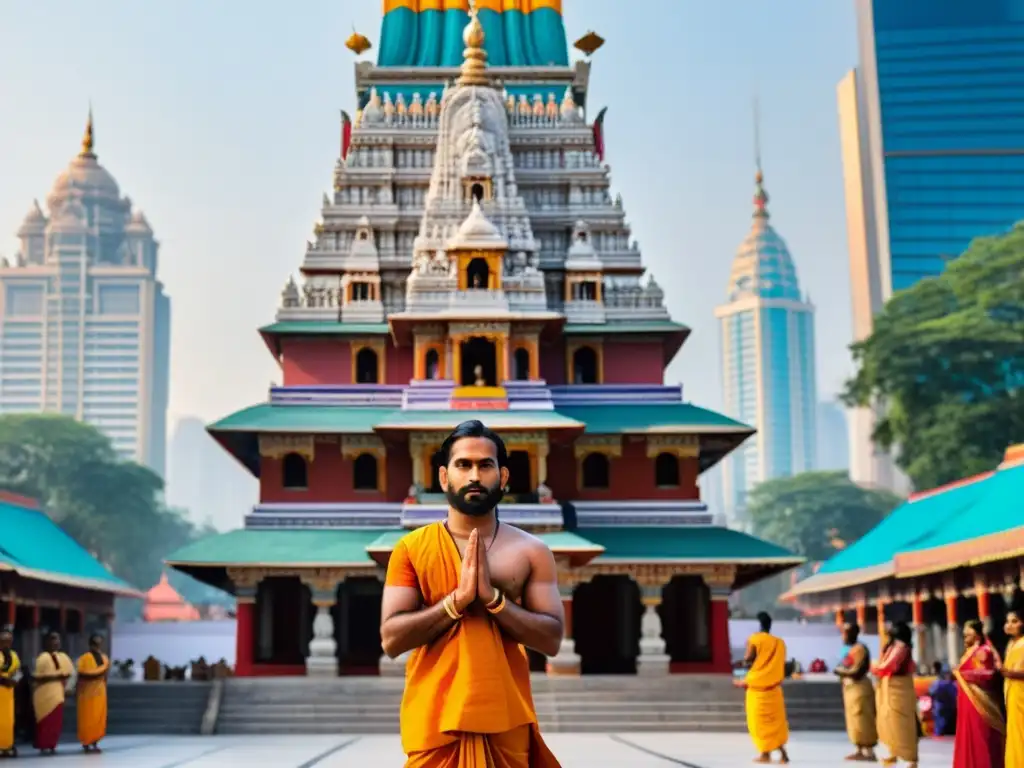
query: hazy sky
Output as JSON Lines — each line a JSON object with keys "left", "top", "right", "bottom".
{"left": 0, "top": 0, "right": 858, "bottom": 427}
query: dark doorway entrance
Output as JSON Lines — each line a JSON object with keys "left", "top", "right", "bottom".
{"left": 467, "top": 257, "right": 490, "bottom": 289}
{"left": 573, "top": 575, "right": 642, "bottom": 674}
{"left": 507, "top": 450, "right": 532, "bottom": 495}
{"left": 662, "top": 575, "right": 710, "bottom": 665}
{"left": 460, "top": 337, "right": 497, "bottom": 386}
{"left": 256, "top": 576, "right": 310, "bottom": 666}
{"left": 336, "top": 577, "right": 384, "bottom": 675}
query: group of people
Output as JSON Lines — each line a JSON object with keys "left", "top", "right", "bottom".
{"left": 0, "top": 629, "right": 109, "bottom": 757}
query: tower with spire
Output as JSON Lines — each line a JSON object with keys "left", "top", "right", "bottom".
{"left": 0, "top": 111, "right": 171, "bottom": 476}
{"left": 714, "top": 124, "right": 818, "bottom": 528}
{"left": 164, "top": 3, "right": 802, "bottom": 682}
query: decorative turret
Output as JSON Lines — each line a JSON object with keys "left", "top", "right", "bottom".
{"left": 80, "top": 107, "right": 96, "bottom": 159}
{"left": 457, "top": 8, "right": 490, "bottom": 88}
{"left": 564, "top": 221, "right": 605, "bottom": 323}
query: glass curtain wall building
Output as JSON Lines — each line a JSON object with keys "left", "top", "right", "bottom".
{"left": 839, "top": 0, "right": 1024, "bottom": 492}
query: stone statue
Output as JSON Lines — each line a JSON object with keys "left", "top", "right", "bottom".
{"left": 473, "top": 365, "right": 486, "bottom": 387}
{"left": 471, "top": 272, "right": 483, "bottom": 289}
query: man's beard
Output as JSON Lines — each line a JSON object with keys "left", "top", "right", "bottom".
{"left": 446, "top": 481, "right": 503, "bottom": 517}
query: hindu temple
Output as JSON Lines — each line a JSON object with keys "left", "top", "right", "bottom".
{"left": 166, "top": 0, "right": 802, "bottom": 678}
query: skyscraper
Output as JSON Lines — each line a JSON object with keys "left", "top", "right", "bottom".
{"left": 0, "top": 113, "right": 171, "bottom": 475}
{"left": 715, "top": 164, "right": 818, "bottom": 526}
{"left": 839, "top": 0, "right": 1024, "bottom": 492}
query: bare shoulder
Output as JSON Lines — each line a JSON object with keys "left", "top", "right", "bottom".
{"left": 501, "top": 523, "right": 552, "bottom": 556}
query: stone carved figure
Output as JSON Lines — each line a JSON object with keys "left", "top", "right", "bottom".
{"left": 473, "top": 365, "right": 486, "bottom": 387}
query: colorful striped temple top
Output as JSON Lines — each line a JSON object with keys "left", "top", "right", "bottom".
{"left": 378, "top": 0, "right": 569, "bottom": 68}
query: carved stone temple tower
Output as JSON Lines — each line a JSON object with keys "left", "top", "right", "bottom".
{"left": 167, "top": 2, "right": 802, "bottom": 679}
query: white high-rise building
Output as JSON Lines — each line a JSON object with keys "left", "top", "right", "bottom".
{"left": 715, "top": 165, "right": 818, "bottom": 526}
{"left": 0, "top": 113, "right": 171, "bottom": 475}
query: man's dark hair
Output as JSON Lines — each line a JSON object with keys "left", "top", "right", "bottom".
{"left": 89, "top": 634, "right": 104, "bottom": 645}
{"left": 757, "top": 611, "right": 772, "bottom": 632}
{"left": 890, "top": 621, "right": 913, "bottom": 647}
{"left": 846, "top": 622, "right": 860, "bottom": 640}
{"left": 438, "top": 420, "right": 507, "bottom": 468}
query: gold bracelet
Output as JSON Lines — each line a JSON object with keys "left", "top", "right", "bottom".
{"left": 442, "top": 593, "right": 464, "bottom": 621}
{"left": 485, "top": 587, "right": 502, "bottom": 609}
{"left": 486, "top": 592, "right": 507, "bottom": 615}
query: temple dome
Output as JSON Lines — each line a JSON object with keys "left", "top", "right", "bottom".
{"left": 447, "top": 200, "right": 506, "bottom": 250}
{"left": 46, "top": 112, "right": 121, "bottom": 208}
{"left": 726, "top": 170, "right": 801, "bottom": 302}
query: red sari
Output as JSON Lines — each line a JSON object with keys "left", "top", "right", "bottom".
{"left": 953, "top": 641, "right": 1005, "bottom": 768}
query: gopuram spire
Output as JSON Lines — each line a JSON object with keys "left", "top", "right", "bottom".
{"left": 80, "top": 104, "right": 96, "bottom": 159}
{"left": 457, "top": 2, "right": 490, "bottom": 87}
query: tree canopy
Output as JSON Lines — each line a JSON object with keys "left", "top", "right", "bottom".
{"left": 747, "top": 470, "right": 902, "bottom": 563}
{"left": 0, "top": 414, "right": 218, "bottom": 603}
{"left": 843, "top": 223, "right": 1024, "bottom": 490}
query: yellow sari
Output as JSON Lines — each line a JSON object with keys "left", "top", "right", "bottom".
{"left": 1005, "top": 637, "right": 1024, "bottom": 768}
{"left": 743, "top": 632, "right": 789, "bottom": 754}
{"left": 76, "top": 651, "right": 109, "bottom": 747}
{"left": 874, "top": 641, "right": 918, "bottom": 763}
{"left": 0, "top": 650, "right": 20, "bottom": 751}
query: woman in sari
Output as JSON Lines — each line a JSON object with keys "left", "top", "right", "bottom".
{"left": 952, "top": 618, "right": 1005, "bottom": 767}
{"left": 1000, "top": 610, "right": 1024, "bottom": 767}
{"left": 32, "top": 631, "right": 73, "bottom": 755}
{"left": 76, "top": 634, "right": 110, "bottom": 753}
{"left": 0, "top": 630, "right": 20, "bottom": 758}
{"left": 872, "top": 621, "right": 919, "bottom": 767}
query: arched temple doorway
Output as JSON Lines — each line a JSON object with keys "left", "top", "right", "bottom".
{"left": 460, "top": 337, "right": 497, "bottom": 386}
{"left": 513, "top": 348, "right": 530, "bottom": 381}
{"left": 335, "top": 577, "right": 384, "bottom": 675}
{"left": 255, "top": 576, "right": 311, "bottom": 669}
{"left": 572, "top": 347, "right": 598, "bottom": 384}
{"left": 467, "top": 258, "right": 490, "bottom": 290}
{"left": 356, "top": 348, "right": 379, "bottom": 383}
{"left": 573, "top": 575, "right": 642, "bottom": 674}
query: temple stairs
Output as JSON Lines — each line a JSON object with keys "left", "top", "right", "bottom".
{"left": 64, "top": 681, "right": 211, "bottom": 736}
{"left": 211, "top": 676, "right": 845, "bottom": 735}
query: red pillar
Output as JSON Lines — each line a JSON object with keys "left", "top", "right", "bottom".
{"left": 6, "top": 601, "right": 14, "bottom": 627}
{"left": 235, "top": 601, "right": 255, "bottom": 677}
{"left": 709, "top": 597, "right": 731, "bottom": 673}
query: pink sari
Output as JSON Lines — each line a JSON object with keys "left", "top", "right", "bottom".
{"left": 953, "top": 641, "right": 1005, "bottom": 768}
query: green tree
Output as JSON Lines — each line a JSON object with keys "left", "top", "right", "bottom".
{"left": 843, "top": 223, "right": 1024, "bottom": 490}
{"left": 0, "top": 413, "right": 215, "bottom": 594}
{"left": 747, "top": 471, "right": 902, "bottom": 562}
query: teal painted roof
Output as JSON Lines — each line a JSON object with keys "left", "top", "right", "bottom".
{"left": 578, "top": 526, "right": 802, "bottom": 563}
{"left": 787, "top": 469, "right": 995, "bottom": 597}
{"left": 165, "top": 528, "right": 395, "bottom": 568}
{"left": 377, "top": 4, "right": 568, "bottom": 68}
{"left": 901, "top": 461, "right": 1024, "bottom": 555}
{"left": 0, "top": 496, "right": 141, "bottom": 596}
{"left": 557, "top": 403, "right": 753, "bottom": 435}
{"left": 209, "top": 404, "right": 395, "bottom": 434}
{"left": 374, "top": 409, "right": 583, "bottom": 431}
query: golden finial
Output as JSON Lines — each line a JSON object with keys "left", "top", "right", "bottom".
{"left": 80, "top": 105, "right": 96, "bottom": 158}
{"left": 345, "top": 28, "right": 372, "bottom": 56}
{"left": 457, "top": 4, "right": 490, "bottom": 87}
{"left": 574, "top": 31, "right": 605, "bottom": 57}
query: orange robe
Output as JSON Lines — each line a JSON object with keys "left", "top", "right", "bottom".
{"left": 386, "top": 522, "right": 561, "bottom": 767}
{"left": 743, "top": 632, "right": 790, "bottom": 754}
{"left": 76, "top": 651, "right": 109, "bottom": 747}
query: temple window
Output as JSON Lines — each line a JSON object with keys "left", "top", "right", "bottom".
{"left": 460, "top": 336, "right": 497, "bottom": 386}
{"left": 471, "top": 183, "right": 485, "bottom": 203}
{"left": 282, "top": 453, "right": 308, "bottom": 490}
{"left": 353, "top": 453, "right": 378, "bottom": 491}
{"left": 467, "top": 258, "right": 490, "bottom": 290}
{"left": 655, "top": 452, "right": 680, "bottom": 487}
{"left": 513, "top": 348, "right": 530, "bottom": 381}
{"left": 355, "top": 347, "right": 379, "bottom": 383}
{"left": 425, "top": 348, "right": 440, "bottom": 380}
{"left": 572, "top": 346, "right": 599, "bottom": 384}
{"left": 581, "top": 452, "right": 610, "bottom": 490}
{"left": 351, "top": 281, "right": 371, "bottom": 302}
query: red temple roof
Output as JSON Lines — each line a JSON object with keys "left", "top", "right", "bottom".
{"left": 143, "top": 573, "right": 200, "bottom": 622}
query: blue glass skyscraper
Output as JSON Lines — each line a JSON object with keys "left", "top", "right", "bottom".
{"left": 839, "top": 0, "right": 1024, "bottom": 490}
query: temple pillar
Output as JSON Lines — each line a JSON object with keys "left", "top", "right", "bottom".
{"left": 303, "top": 579, "right": 338, "bottom": 677}
{"left": 855, "top": 601, "right": 866, "bottom": 632}
{"left": 708, "top": 583, "right": 733, "bottom": 674}
{"left": 235, "top": 586, "right": 256, "bottom": 677}
{"left": 976, "top": 579, "right": 992, "bottom": 635}
{"left": 637, "top": 584, "right": 670, "bottom": 676}
{"left": 547, "top": 583, "right": 580, "bottom": 676}
{"left": 945, "top": 593, "right": 960, "bottom": 665}
{"left": 911, "top": 595, "right": 928, "bottom": 669}
{"left": 877, "top": 600, "right": 888, "bottom": 648}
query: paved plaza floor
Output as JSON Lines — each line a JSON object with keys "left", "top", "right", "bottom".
{"left": 18, "top": 732, "right": 954, "bottom": 766}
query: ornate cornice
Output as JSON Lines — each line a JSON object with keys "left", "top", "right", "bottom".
{"left": 258, "top": 434, "right": 315, "bottom": 462}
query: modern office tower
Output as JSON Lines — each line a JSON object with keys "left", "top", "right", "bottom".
{"left": 716, "top": 164, "right": 818, "bottom": 526}
{"left": 839, "top": 0, "right": 1024, "bottom": 492}
{"left": 0, "top": 113, "right": 171, "bottom": 475}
